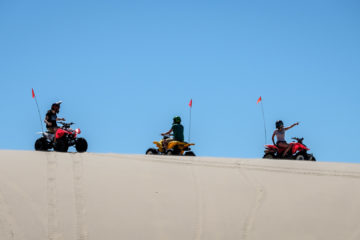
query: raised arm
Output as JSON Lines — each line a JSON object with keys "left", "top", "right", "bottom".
{"left": 285, "top": 122, "right": 299, "bottom": 131}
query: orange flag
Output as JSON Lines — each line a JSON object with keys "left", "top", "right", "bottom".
{"left": 32, "top": 88, "right": 35, "bottom": 98}
{"left": 257, "top": 96, "right": 262, "bottom": 104}
{"left": 189, "top": 99, "right": 193, "bottom": 108}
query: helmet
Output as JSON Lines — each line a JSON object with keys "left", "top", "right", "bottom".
{"left": 51, "top": 101, "right": 62, "bottom": 113}
{"left": 173, "top": 116, "right": 181, "bottom": 124}
{"left": 276, "top": 120, "right": 284, "bottom": 129}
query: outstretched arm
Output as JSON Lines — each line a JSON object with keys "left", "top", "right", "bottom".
{"left": 161, "top": 128, "right": 173, "bottom": 136}
{"left": 56, "top": 117, "right": 65, "bottom": 121}
{"left": 285, "top": 122, "right": 299, "bottom": 131}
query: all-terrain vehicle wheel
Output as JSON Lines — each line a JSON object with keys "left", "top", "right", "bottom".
{"left": 295, "top": 153, "right": 307, "bottom": 160}
{"left": 75, "top": 138, "right": 88, "bottom": 153}
{"left": 308, "top": 154, "right": 316, "bottom": 161}
{"left": 263, "top": 153, "right": 275, "bottom": 159}
{"left": 184, "top": 151, "right": 196, "bottom": 156}
{"left": 146, "top": 148, "right": 158, "bottom": 155}
{"left": 54, "top": 138, "right": 69, "bottom": 152}
{"left": 166, "top": 150, "right": 174, "bottom": 155}
{"left": 35, "top": 137, "right": 50, "bottom": 151}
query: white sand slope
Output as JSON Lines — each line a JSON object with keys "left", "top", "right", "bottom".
{"left": 0, "top": 150, "right": 360, "bottom": 240}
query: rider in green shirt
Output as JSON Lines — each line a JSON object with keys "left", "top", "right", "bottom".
{"left": 161, "top": 116, "right": 184, "bottom": 149}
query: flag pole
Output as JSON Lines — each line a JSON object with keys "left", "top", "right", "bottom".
{"left": 188, "top": 99, "right": 192, "bottom": 142}
{"left": 32, "top": 89, "right": 44, "bottom": 133}
{"left": 260, "top": 100, "right": 267, "bottom": 145}
{"left": 189, "top": 107, "right": 192, "bottom": 142}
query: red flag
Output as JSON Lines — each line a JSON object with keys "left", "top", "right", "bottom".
{"left": 189, "top": 99, "right": 192, "bottom": 108}
{"left": 257, "top": 96, "right": 262, "bottom": 104}
{"left": 32, "top": 88, "right": 35, "bottom": 98}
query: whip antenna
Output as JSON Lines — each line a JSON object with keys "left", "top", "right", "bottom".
{"left": 257, "top": 96, "right": 267, "bottom": 145}
{"left": 32, "top": 88, "right": 44, "bottom": 133}
{"left": 188, "top": 99, "right": 193, "bottom": 142}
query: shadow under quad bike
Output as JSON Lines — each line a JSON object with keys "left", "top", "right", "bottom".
{"left": 35, "top": 122, "right": 88, "bottom": 153}
{"left": 146, "top": 135, "right": 196, "bottom": 156}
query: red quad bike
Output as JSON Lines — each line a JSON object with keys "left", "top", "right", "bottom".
{"left": 35, "top": 122, "right": 88, "bottom": 153}
{"left": 263, "top": 137, "right": 316, "bottom": 161}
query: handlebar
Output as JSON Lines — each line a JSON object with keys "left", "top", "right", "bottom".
{"left": 58, "top": 122, "right": 75, "bottom": 128}
{"left": 161, "top": 134, "right": 173, "bottom": 140}
{"left": 291, "top": 137, "right": 304, "bottom": 143}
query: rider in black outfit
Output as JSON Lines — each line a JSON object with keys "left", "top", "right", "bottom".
{"left": 44, "top": 102, "right": 65, "bottom": 134}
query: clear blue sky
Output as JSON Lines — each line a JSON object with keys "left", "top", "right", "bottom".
{"left": 1, "top": 0, "right": 359, "bottom": 162}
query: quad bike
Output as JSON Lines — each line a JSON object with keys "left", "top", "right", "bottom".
{"left": 34, "top": 122, "right": 88, "bottom": 153}
{"left": 263, "top": 137, "right": 316, "bottom": 161}
{"left": 146, "top": 135, "right": 196, "bottom": 156}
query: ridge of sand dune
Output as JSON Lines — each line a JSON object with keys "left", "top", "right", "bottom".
{"left": 0, "top": 150, "right": 359, "bottom": 240}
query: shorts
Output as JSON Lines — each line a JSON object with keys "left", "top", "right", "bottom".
{"left": 46, "top": 127, "right": 58, "bottom": 134}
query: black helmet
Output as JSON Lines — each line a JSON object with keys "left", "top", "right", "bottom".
{"left": 276, "top": 120, "right": 284, "bottom": 129}
{"left": 51, "top": 101, "right": 62, "bottom": 113}
{"left": 173, "top": 116, "right": 181, "bottom": 124}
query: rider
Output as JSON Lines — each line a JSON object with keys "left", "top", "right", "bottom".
{"left": 272, "top": 120, "right": 299, "bottom": 158}
{"left": 161, "top": 116, "right": 184, "bottom": 149}
{"left": 44, "top": 101, "right": 65, "bottom": 134}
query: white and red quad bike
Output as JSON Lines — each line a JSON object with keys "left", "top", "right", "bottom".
{"left": 35, "top": 122, "right": 88, "bottom": 152}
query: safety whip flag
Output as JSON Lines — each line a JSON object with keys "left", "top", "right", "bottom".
{"left": 257, "top": 96, "right": 262, "bottom": 104}
{"left": 31, "top": 88, "right": 44, "bottom": 132}
{"left": 257, "top": 96, "right": 267, "bottom": 144}
{"left": 188, "top": 98, "right": 193, "bottom": 142}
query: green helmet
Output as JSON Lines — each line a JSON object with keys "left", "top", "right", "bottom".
{"left": 173, "top": 116, "right": 181, "bottom": 124}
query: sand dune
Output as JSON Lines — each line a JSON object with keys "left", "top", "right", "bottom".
{"left": 0, "top": 150, "right": 359, "bottom": 240}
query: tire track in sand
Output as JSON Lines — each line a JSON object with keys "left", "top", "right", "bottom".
{"left": 46, "top": 153, "right": 62, "bottom": 240}
{"left": 71, "top": 153, "right": 89, "bottom": 240}
{"left": 189, "top": 164, "right": 204, "bottom": 240}
{"left": 237, "top": 163, "right": 267, "bottom": 240}
{"left": 0, "top": 188, "right": 15, "bottom": 240}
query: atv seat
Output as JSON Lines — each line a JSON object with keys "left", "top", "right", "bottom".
{"left": 265, "top": 144, "right": 287, "bottom": 154}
